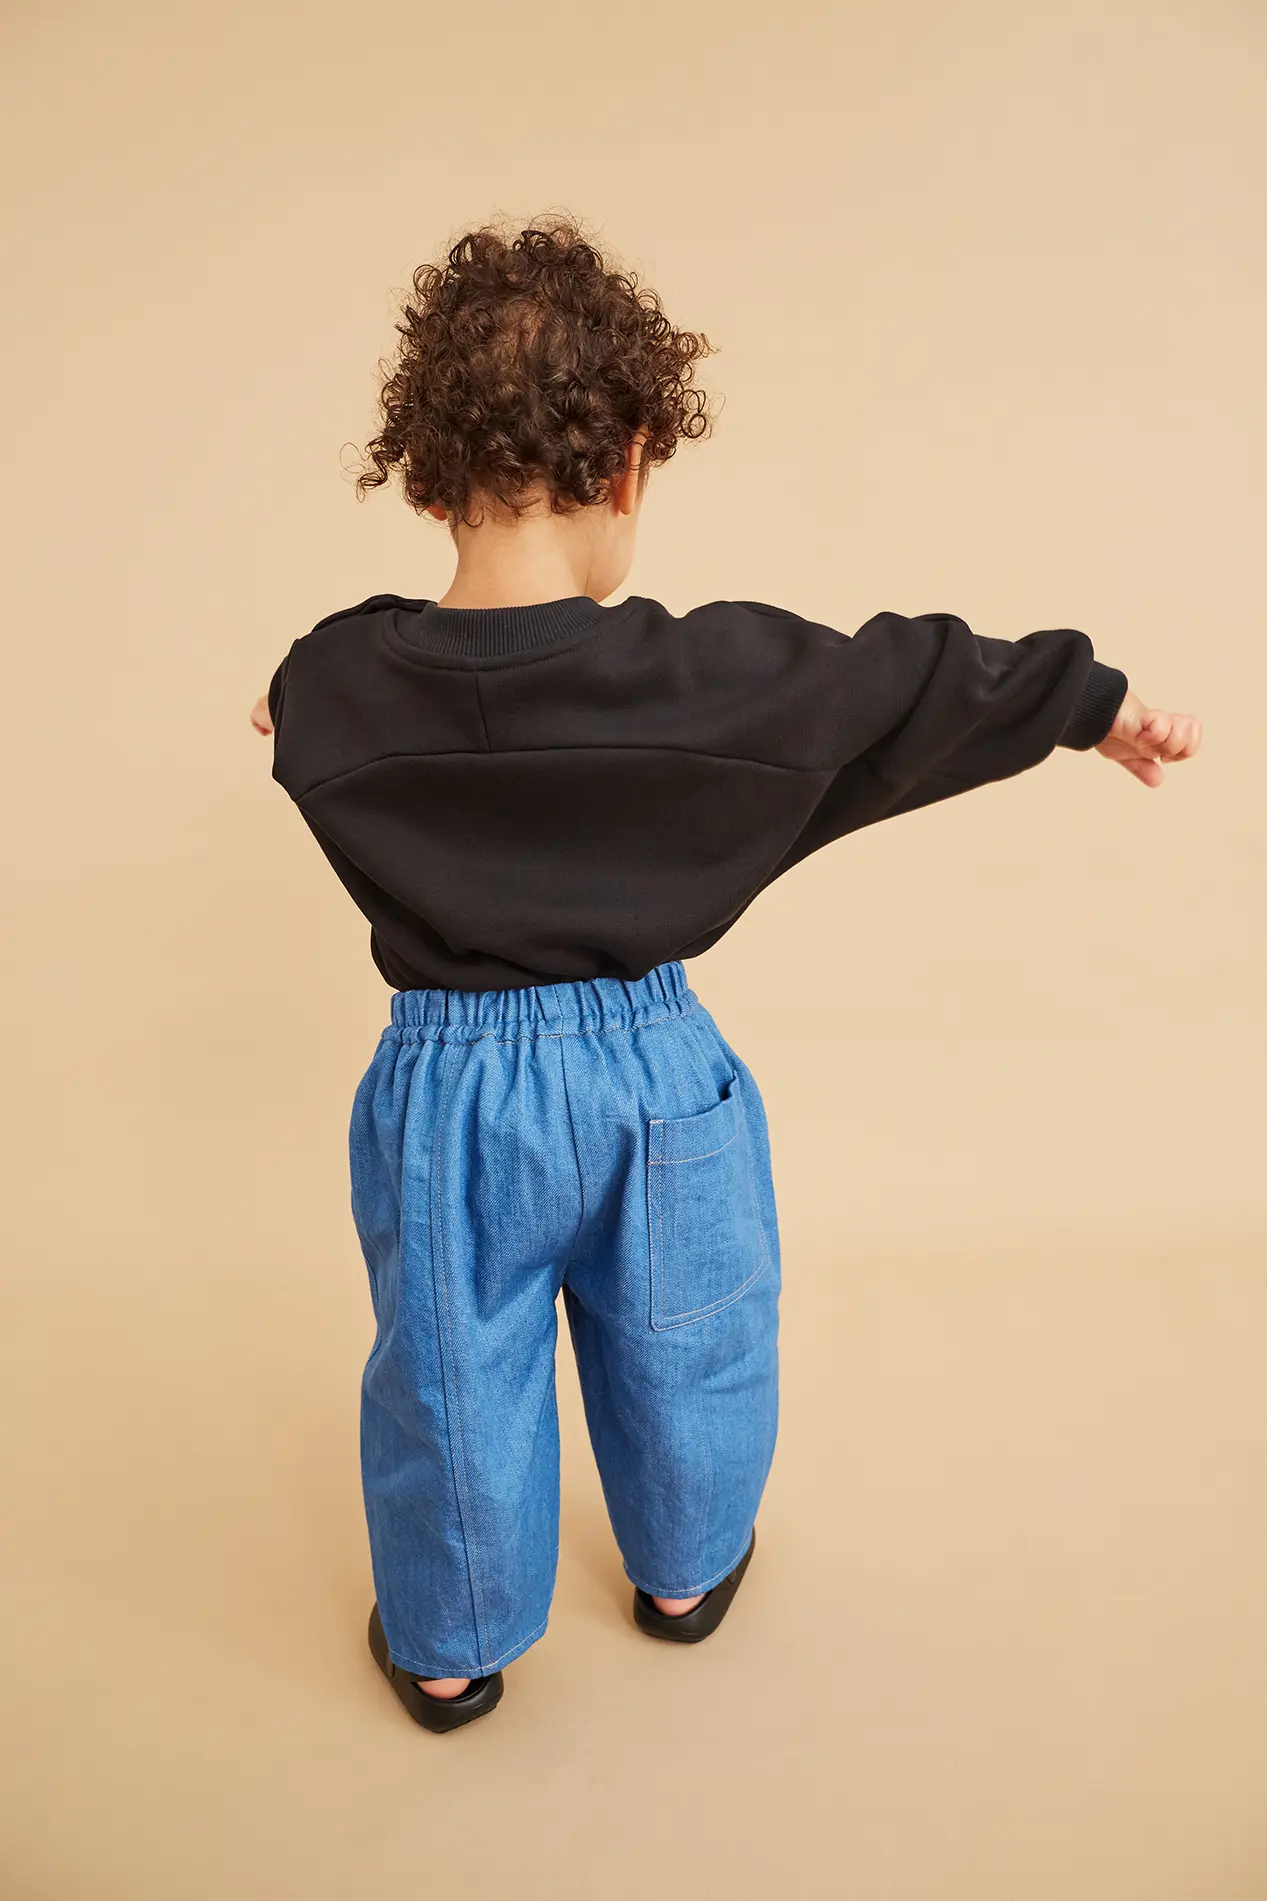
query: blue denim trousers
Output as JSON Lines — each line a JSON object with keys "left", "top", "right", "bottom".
{"left": 348, "top": 960, "right": 781, "bottom": 1680}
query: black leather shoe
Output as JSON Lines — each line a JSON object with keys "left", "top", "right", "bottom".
{"left": 367, "top": 1603, "right": 504, "bottom": 1732}
{"left": 633, "top": 1529, "right": 756, "bottom": 1643}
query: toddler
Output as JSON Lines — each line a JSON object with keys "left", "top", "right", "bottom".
{"left": 252, "top": 215, "right": 1202, "bottom": 1732}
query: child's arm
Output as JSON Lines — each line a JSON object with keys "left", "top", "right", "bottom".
{"left": 250, "top": 694, "right": 272, "bottom": 734}
{"left": 825, "top": 612, "right": 1202, "bottom": 806}
{"left": 747, "top": 608, "right": 1205, "bottom": 879}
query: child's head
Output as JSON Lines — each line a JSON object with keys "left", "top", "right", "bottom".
{"left": 354, "top": 213, "right": 718, "bottom": 598}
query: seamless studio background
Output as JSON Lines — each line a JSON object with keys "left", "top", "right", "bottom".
{"left": 2, "top": 1, "right": 1265, "bottom": 1897}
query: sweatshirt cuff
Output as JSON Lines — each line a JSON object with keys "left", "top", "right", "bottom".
{"left": 1058, "top": 661, "right": 1129, "bottom": 751}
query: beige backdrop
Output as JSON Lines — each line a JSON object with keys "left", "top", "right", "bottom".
{"left": 3, "top": 1, "right": 1265, "bottom": 1896}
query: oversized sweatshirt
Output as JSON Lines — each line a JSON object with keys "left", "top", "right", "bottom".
{"left": 266, "top": 592, "right": 1129, "bottom": 993}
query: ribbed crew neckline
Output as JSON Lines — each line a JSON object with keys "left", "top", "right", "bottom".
{"left": 399, "top": 594, "right": 618, "bottom": 659}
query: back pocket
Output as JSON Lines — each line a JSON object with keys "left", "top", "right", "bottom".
{"left": 647, "top": 1073, "right": 770, "bottom": 1330}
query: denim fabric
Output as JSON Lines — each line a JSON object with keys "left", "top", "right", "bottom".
{"left": 348, "top": 960, "right": 781, "bottom": 1680}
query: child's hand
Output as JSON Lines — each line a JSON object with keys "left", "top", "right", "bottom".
{"left": 1095, "top": 688, "right": 1202, "bottom": 787}
{"left": 250, "top": 695, "right": 273, "bottom": 736}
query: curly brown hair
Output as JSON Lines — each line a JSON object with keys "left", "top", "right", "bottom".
{"left": 351, "top": 212, "right": 719, "bottom": 528}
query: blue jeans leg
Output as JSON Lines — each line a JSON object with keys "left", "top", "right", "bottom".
{"left": 560, "top": 1003, "right": 781, "bottom": 1597}
{"left": 350, "top": 1031, "right": 568, "bottom": 1680}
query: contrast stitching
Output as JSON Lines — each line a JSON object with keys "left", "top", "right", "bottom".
{"left": 699, "top": 1372, "right": 717, "bottom": 1588}
{"left": 628, "top": 1530, "right": 755, "bottom": 1602}
{"left": 654, "top": 1257, "right": 770, "bottom": 1329}
{"left": 429, "top": 1042, "right": 492, "bottom": 1670}
{"left": 648, "top": 1089, "right": 771, "bottom": 1329}
{"left": 481, "top": 1615, "right": 550, "bottom": 1671}
{"left": 648, "top": 1117, "right": 664, "bottom": 1330}
{"left": 391, "top": 1613, "right": 550, "bottom": 1682}
{"left": 650, "top": 1130, "right": 738, "bottom": 1165}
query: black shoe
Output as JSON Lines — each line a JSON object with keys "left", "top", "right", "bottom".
{"left": 367, "top": 1603, "right": 504, "bottom": 1733}
{"left": 632, "top": 1530, "right": 757, "bottom": 1644}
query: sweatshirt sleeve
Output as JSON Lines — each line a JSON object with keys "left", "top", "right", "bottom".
{"left": 766, "top": 608, "right": 1129, "bottom": 869}
{"left": 853, "top": 610, "right": 1129, "bottom": 797}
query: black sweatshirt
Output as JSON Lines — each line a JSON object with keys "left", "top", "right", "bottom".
{"left": 266, "top": 592, "right": 1129, "bottom": 993}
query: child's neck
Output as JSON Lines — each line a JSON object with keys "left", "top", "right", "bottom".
{"left": 434, "top": 514, "right": 601, "bottom": 612}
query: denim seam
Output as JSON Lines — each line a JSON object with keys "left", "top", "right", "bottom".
{"left": 480, "top": 1615, "right": 551, "bottom": 1671}
{"left": 389, "top": 1612, "right": 550, "bottom": 1683}
{"left": 554, "top": 1030, "right": 587, "bottom": 1282}
{"left": 390, "top": 1001, "right": 701, "bottom": 1048}
{"left": 698, "top": 1286, "right": 718, "bottom": 1587}
{"left": 627, "top": 1529, "right": 755, "bottom": 1602}
{"left": 429, "top": 1040, "right": 492, "bottom": 1672}
{"left": 648, "top": 1115, "right": 663, "bottom": 1331}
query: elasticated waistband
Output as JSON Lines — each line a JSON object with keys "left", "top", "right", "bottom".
{"left": 387, "top": 960, "right": 698, "bottom": 1042}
